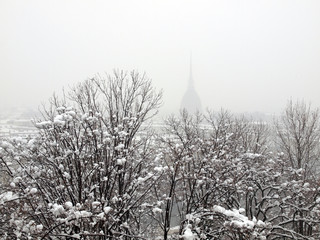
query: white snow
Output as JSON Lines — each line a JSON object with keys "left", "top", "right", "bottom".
{"left": 70, "top": 234, "right": 80, "bottom": 239}
{"left": 54, "top": 115, "right": 65, "bottom": 126}
{"left": 117, "top": 158, "right": 126, "bottom": 165}
{"left": 154, "top": 166, "right": 165, "bottom": 172}
{"left": 29, "top": 188, "right": 37, "bottom": 194}
{"left": 92, "top": 201, "right": 101, "bottom": 208}
{"left": 35, "top": 121, "right": 52, "bottom": 129}
{"left": 152, "top": 207, "right": 163, "bottom": 214}
{"left": 212, "top": 205, "right": 264, "bottom": 230}
{"left": 115, "top": 143, "right": 125, "bottom": 151}
{"left": 36, "top": 224, "right": 43, "bottom": 231}
{"left": 63, "top": 172, "right": 71, "bottom": 179}
{"left": 137, "top": 177, "right": 146, "bottom": 184}
{"left": 97, "top": 212, "right": 105, "bottom": 219}
{"left": 0, "top": 191, "right": 19, "bottom": 204}
{"left": 66, "top": 110, "right": 76, "bottom": 117}
{"left": 51, "top": 203, "right": 65, "bottom": 217}
{"left": 103, "top": 206, "right": 112, "bottom": 214}
{"left": 65, "top": 201, "right": 73, "bottom": 209}
{"left": 56, "top": 106, "right": 66, "bottom": 112}
{"left": 183, "top": 225, "right": 195, "bottom": 240}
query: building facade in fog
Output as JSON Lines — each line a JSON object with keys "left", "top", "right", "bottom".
{"left": 180, "top": 58, "right": 202, "bottom": 113}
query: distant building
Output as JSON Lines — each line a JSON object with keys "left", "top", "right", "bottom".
{"left": 180, "top": 56, "right": 202, "bottom": 113}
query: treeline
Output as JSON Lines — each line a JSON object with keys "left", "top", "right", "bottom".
{"left": 1, "top": 71, "right": 320, "bottom": 239}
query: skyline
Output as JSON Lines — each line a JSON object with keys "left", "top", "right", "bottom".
{"left": 1, "top": 0, "right": 320, "bottom": 114}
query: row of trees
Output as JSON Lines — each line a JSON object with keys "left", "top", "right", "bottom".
{"left": 1, "top": 71, "right": 320, "bottom": 239}
{"left": 155, "top": 107, "right": 320, "bottom": 239}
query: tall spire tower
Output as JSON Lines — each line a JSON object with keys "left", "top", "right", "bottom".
{"left": 188, "top": 53, "right": 194, "bottom": 89}
{"left": 180, "top": 55, "right": 202, "bottom": 113}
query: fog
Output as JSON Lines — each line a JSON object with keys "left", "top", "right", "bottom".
{"left": 1, "top": 0, "right": 320, "bottom": 115}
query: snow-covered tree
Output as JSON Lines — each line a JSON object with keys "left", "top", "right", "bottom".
{"left": 152, "top": 109, "right": 320, "bottom": 239}
{"left": 2, "top": 79, "right": 320, "bottom": 240}
{"left": 0, "top": 71, "right": 162, "bottom": 239}
{"left": 275, "top": 100, "right": 320, "bottom": 176}
{"left": 150, "top": 110, "right": 271, "bottom": 239}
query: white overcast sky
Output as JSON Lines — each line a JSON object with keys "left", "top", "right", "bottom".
{"left": 1, "top": 0, "right": 320, "bottom": 114}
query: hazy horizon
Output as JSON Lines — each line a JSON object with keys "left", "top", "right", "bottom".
{"left": 1, "top": 0, "right": 320, "bottom": 115}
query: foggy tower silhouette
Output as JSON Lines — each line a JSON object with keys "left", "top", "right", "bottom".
{"left": 180, "top": 56, "right": 202, "bottom": 113}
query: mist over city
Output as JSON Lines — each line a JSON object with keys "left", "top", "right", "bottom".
{"left": 1, "top": 1, "right": 320, "bottom": 239}
{"left": 1, "top": 0, "right": 320, "bottom": 115}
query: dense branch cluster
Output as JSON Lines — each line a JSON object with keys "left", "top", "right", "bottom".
{"left": 1, "top": 73, "right": 320, "bottom": 239}
{"left": 152, "top": 109, "right": 320, "bottom": 239}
